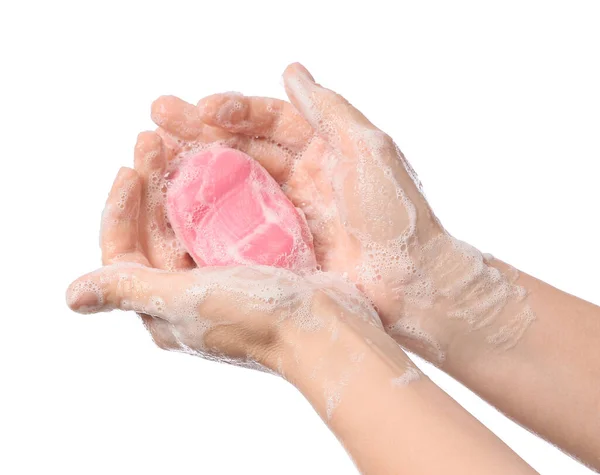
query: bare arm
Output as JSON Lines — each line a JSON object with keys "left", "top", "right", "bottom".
{"left": 68, "top": 164, "right": 537, "bottom": 474}
{"left": 277, "top": 299, "right": 537, "bottom": 475}
{"left": 157, "top": 62, "right": 600, "bottom": 470}
{"left": 441, "top": 260, "right": 600, "bottom": 470}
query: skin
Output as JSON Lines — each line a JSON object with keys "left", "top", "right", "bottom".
{"left": 146, "top": 62, "right": 600, "bottom": 470}
{"left": 66, "top": 167, "right": 536, "bottom": 475}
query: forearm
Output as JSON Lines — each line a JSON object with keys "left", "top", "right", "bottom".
{"left": 444, "top": 259, "right": 600, "bottom": 470}
{"left": 273, "top": 301, "right": 536, "bottom": 475}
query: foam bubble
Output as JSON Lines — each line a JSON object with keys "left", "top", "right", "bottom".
{"left": 392, "top": 366, "right": 422, "bottom": 387}
{"left": 158, "top": 84, "right": 537, "bottom": 365}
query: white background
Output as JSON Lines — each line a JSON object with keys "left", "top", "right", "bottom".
{"left": 1, "top": 1, "right": 598, "bottom": 473}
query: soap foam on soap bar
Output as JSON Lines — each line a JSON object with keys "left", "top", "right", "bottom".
{"left": 166, "top": 147, "right": 316, "bottom": 271}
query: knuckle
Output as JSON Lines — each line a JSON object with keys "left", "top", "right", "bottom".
{"left": 368, "top": 130, "right": 396, "bottom": 154}
{"left": 381, "top": 133, "right": 396, "bottom": 151}
{"left": 115, "top": 271, "right": 146, "bottom": 308}
{"left": 115, "top": 273, "right": 133, "bottom": 303}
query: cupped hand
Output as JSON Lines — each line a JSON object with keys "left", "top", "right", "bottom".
{"left": 150, "top": 65, "right": 443, "bottom": 316}
{"left": 150, "top": 63, "right": 531, "bottom": 364}
{"left": 67, "top": 161, "right": 383, "bottom": 372}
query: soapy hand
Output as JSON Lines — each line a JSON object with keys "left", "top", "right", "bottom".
{"left": 67, "top": 164, "right": 382, "bottom": 370}
{"left": 151, "top": 63, "right": 534, "bottom": 364}
{"left": 66, "top": 258, "right": 383, "bottom": 371}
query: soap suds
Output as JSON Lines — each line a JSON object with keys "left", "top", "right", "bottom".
{"left": 392, "top": 366, "right": 422, "bottom": 387}
{"left": 279, "top": 71, "right": 536, "bottom": 360}
{"left": 150, "top": 75, "right": 536, "bottom": 369}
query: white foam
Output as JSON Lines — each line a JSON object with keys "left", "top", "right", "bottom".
{"left": 145, "top": 80, "right": 537, "bottom": 375}
{"left": 277, "top": 75, "right": 537, "bottom": 361}
{"left": 392, "top": 366, "right": 422, "bottom": 387}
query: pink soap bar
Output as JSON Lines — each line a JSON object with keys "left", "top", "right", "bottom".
{"left": 166, "top": 147, "right": 316, "bottom": 271}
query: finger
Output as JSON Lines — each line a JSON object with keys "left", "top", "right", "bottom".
{"left": 100, "top": 167, "right": 147, "bottom": 265}
{"left": 134, "top": 130, "right": 166, "bottom": 176}
{"left": 133, "top": 131, "right": 166, "bottom": 249}
{"left": 155, "top": 123, "right": 237, "bottom": 161}
{"left": 155, "top": 127, "right": 181, "bottom": 162}
{"left": 151, "top": 95, "right": 205, "bottom": 140}
{"left": 282, "top": 62, "right": 383, "bottom": 156}
{"left": 233, "top": 135, "right": 295, "bottom": 183}
{"left": 157, "top": 122, "right": 295, "bottom": 184}
{"left": 66, "top": 264, "right": 191, "bottom": 321}
{"left": 151, "top": 96, "right": 236, "bottom": 145}
{"left": 152, "top": 94, "right": 295, "bottom": 182}
{"left": 197, "top": 93, "right": 314, "bottom": 152}
{"left": 133, "top": 131, "right": 192, "bottom": 270}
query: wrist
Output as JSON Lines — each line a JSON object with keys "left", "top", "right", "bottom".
{"left": 267, "top": 290, "right": 381, "bottom": 376}
{"left": 386, "top": 235, "right": 535, "bottom": 366}
{"left": 269, "top": 291, "right": 416, "bottom": 405}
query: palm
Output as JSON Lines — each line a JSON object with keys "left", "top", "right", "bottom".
{"left": 99, "top": 131, "right": 201, "bottom": 351}
{"left": 149, "top": 63, "right": 444, "bottom": 321}
{"left": 151, "top": 97, "right": 361, "bottom": 277}
{"left": 97, "top": 129, "right": 379, "bottom": 353}
{"left": 277, "top": 135, "right": 363, "bottom": 274}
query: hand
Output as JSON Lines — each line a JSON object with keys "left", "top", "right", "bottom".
{"left": 150, "top": 63, "right": 533, "bottom": 364}
{"left": 67, "top": 165, "right": 383, "bottom": 372}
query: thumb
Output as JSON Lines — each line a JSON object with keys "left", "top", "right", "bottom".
{"left": 65, "top": 264, "right": 189, "bottom": 321}
{"left": 282, "top": 62, "right": 381, "bottom": 156}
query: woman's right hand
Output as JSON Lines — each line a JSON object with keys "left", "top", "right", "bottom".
{"left": 150, "top": 63, "right": 534, "bottom": 365}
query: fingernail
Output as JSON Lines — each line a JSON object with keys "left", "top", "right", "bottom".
{"left": 150, "top": 97, "right": 170, "bottom": 125}
{"left": 66, "top": 281, "right": 103, "bottom": 314}
{"left": 197, "top": 92, "right": 241, "bottom": 119}
{"left": 117, "top": 166, "right": 137, "bottom": 182}
{"left": 283, "top": 63, "right": 314, "bottom": 90}
{"left": 294, "top": 63, "right": 315, "bottom": 83}
{"left": 214, "top": 93, "right": 246, "bottom": 124}
{"left": 196, "top": 98, "right": 209, "bottom": 117}
{"left": 282, "top": 64, "right": 317, "bottom": 120}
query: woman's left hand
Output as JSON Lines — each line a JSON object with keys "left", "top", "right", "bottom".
{"left": 66, "top": 154, "right": 383, "bottom": 372}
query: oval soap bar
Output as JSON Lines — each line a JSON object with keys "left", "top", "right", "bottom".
{"left": 166, "top": 147, "right": 316, "bottom": 271}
